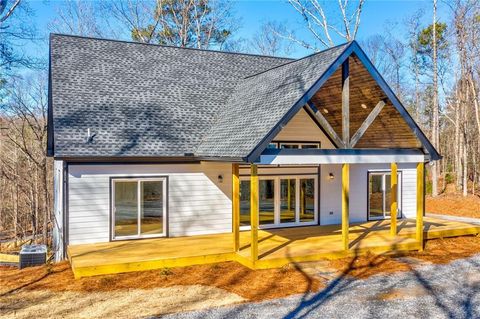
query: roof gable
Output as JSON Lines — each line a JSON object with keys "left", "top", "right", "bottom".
{"left": 195, "top": 43, "right": 349, "bottom": 158}
{"left": 197, "top": 41, "right": 439, "bottom": 161}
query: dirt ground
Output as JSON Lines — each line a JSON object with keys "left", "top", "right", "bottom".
{"left": 2, "top": 235, "right": 480, "bottom": 318}
{"left": 426, "top": 193, "right": 480, "bottom": 218}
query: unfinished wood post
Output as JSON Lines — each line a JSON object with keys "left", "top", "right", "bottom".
{"left": 390, "top": 162, "right": 398, "bottom": 236}
{"left": 250, "top": 164, "right": 259, "bottom": 262}
{"left": 342, "top": 58, "right": 350, "bottom": 148}
{"left": 416, "top": 162, "right": 424, "bottom": 251}
{"left": 342, "top": 163, "right": 349, "bottom": 250}
{"left": 232, "top": 164, "right": 240, "bottom": 252}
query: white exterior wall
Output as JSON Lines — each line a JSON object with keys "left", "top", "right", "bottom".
{"left": 320, "top": 163, "right": 418, "bottom": 225}
{"left": 273, "top": 108, "right": 335, "bottom": 149}
{"left": 65, "top": 161, "right": 419, "bottom": 245}
{"left": 67, "top": 162, "right": 232, "bottom": 244}
{"left": 53, "top": 160, "right": 64, "bottom": 261}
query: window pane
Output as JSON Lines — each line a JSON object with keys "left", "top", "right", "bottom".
{"left": 267, "top": 143, "right": 277, "bottom": 149}
{"left": 114, "top": 181, "right": 138, "bottom": 237}
{"left": 369, "top": 174, "right": 384, "bottom": 219}
{"left": 240, "top": 181, "right": 250, "bottom": 226}
{"left": 280, "top": 179, "right": 296, "bottom": 223}
{"left": 301, "top": 144, "right": 319, "bottom": 149}
{"left": 300, "top": 179, "right": 315, "bottom": 222}
{"left": 140, "top": 181, "right": 164, "bottom": 235}
{"left": 280, "top": 144, "right": 299, "bottom": 149}
{"left": 385, "top": 174, "right": 392, "bottom": 217}
{"left": 259, "top": 179, "right": 275, "bottom": 225}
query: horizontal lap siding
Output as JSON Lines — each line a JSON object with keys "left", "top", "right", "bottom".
{"left": 273, "top": 108, "right": 335, "bottom": 149}
{"left": 320, "top": 163, "right": 418, "bottom": 225}
{"left": 68, "top": 162, "right": 232, "bottom": 244}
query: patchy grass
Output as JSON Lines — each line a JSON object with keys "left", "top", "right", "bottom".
{"left": 426, "top": 193, "right": 480, "bottom": 218}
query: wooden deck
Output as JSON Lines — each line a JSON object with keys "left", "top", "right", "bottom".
{"left": 68, "top": 216, "right": 480, "bottom": 278}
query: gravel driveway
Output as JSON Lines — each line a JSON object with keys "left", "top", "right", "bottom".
{"left": 160, "top": 255, "right": 480, "bottom": 319}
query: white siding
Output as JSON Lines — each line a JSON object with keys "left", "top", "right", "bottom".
{"left": 53, "top": 160, "right": 64, "bottom": 261}
{"left": 273, "top": 108, "right": 335, "bottom": 149}
{"left": 320, "top": 163, "right": 418, "bottom": 225}
{"left": 67, "top": 162, "right": 232, "bottom": 244}
{"left": 67, "top": 161, "right": 419, "bottom": 245}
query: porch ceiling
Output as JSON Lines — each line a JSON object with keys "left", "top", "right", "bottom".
{"left": 309, "top": 55, "right": 422, "bottom": 149}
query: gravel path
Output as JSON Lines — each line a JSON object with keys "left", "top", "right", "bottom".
{"left": 160, "top": 255, "right": 480, "bottom": 319}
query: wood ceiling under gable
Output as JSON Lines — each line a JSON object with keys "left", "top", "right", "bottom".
{"left": 309, "top": 55, "right": 422, "bottom": 149}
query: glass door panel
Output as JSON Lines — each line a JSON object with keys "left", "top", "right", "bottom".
{"left": 140, "top": 181, "right": 164, "bottom": 235}
{"left": 384, "top": 174, "right": 392, "bottom": 217}
{"left": 280, "top": 179, "right": 296, "bottom": 223}
{"left": 259, "top": 179, "right": 275, "bottom": 225}
{"left": 300, "top": 178, "right": 315, "bottom": 222}
{"left": 240, "top": 181, "right": 251, "bottom": 226}
{"left": 369, "top": 173, "right": 400, "bottom": 220}
{"left": 114, "top": 181, "right": 139, "bottom": 237}
{"left": 369, "top": 174, "right": 384, "bottom": 220}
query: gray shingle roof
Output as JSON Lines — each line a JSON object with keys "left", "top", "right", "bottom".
{"left": 49, "top": 34, "right": 292, "bottom": 158}
{"left": 195, "top": 44, "right": 349, "bottom": 158}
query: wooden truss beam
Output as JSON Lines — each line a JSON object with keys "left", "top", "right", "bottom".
{"left": 342, "top": 59, "right": 350, "bottom": 148}
{"left": 307, "top": 101, "right": 345, "bottom": 148}
{"left": 350, "top": 100, "right": 386, "bottom": 147}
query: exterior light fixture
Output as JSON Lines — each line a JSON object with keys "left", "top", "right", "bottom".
{"left": 323, "top": 108, "right": 329, "bottom": 114}
{"left": 218, "top": 174, "right": 224, "bottom": 183}
{"left": 361, "top": 103, "right": 367, "bottom": 109}
{"left": 329, "top": 173, "right": 334, "bottom": 180}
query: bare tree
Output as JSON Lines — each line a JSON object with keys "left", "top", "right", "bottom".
{"left": 250, "top": 22, "right": 292, "bottom": 56}
{"left": 48, "top": 0, "right": 111, "bottom": 38}
{"left": 431, "top": 0, "right": 440, "bottom": 197}
{"left": 281, "top": 0, "right": 365, "bottom": 51}
{"left": 101, "top": 0, "right": 236, "bottom": 49}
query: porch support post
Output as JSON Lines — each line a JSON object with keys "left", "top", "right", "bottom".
{"left": 250, "top": 164, "right": 259, "bottom": 262}
{"left": 342, "top": 163, "right": 349, "bottom": 250}
{"left": 416, "top": 162, "right": 424, "bottom": 251}
{"left": 342, "top": 58, "right": 350, "bottom": 148}
{"left": 390, "top": 162, "right": 398, "bottom": 236}
{"left": 232, "top": 164, "right": 240, "bottom": 252}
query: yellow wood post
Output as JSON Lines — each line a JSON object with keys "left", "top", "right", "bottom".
{"left": 390, "top": 162, "right": 398, "bottom": 236}
{"left": 250, "top": 164, "right": 259, "bottom": 262}
{"left": 232, "top": 164, "right": 240, "bottom": 252}
{"left": 416, "top": 162, "right": 424, "bottom": 251}
{"left": 342, "top": 163, "right": 349, "bottom": 251}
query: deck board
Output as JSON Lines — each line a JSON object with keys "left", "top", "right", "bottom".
{"left": 68, "top": 216, "right": 480, "bottom": 278}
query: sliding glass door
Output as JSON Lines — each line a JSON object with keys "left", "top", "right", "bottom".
{"left": 239, "top": 175, "right": 318, "bottom": 228}
{"left": 368, "top": 172, "right": 401, "bottom": 220}
{"left": 112, "top": 178, "right": 167, "bottom": 240}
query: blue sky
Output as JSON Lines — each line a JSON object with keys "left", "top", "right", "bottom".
{"left": 24, "top": 0, "right": 447, "bottom": 60}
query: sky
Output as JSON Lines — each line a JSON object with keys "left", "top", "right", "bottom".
{"left": 22, "top": 0, "right": 449, "bottom": 61}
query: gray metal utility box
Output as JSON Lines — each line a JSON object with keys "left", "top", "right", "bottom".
{"left": 19, "top": 244, "right": 47, "bottom": 269}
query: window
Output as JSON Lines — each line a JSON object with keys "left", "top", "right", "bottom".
{"left": 112, "top": 178, "right": 167, "bottom": 240}
{"left": 278, "top": 142, "right": 320, "bottom": 149}
{"left": 240, "top": 180, "right": 251, "bottom": 226}
{"left": 280, "top": 179, "right": 296, "bottom": 223}
{"left": 368, "top": 172, "right": 401, "bottom": 221}
{"left": 240, "top": 175, "right": 318, "bottom": 228}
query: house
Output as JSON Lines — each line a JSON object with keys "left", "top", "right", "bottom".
{"left": 49, "top": 34, "right": 464, "bottom": 278}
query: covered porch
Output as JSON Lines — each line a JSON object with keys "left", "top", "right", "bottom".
{"left": 68, "top": 217, "right": 480, "bottom": 278}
